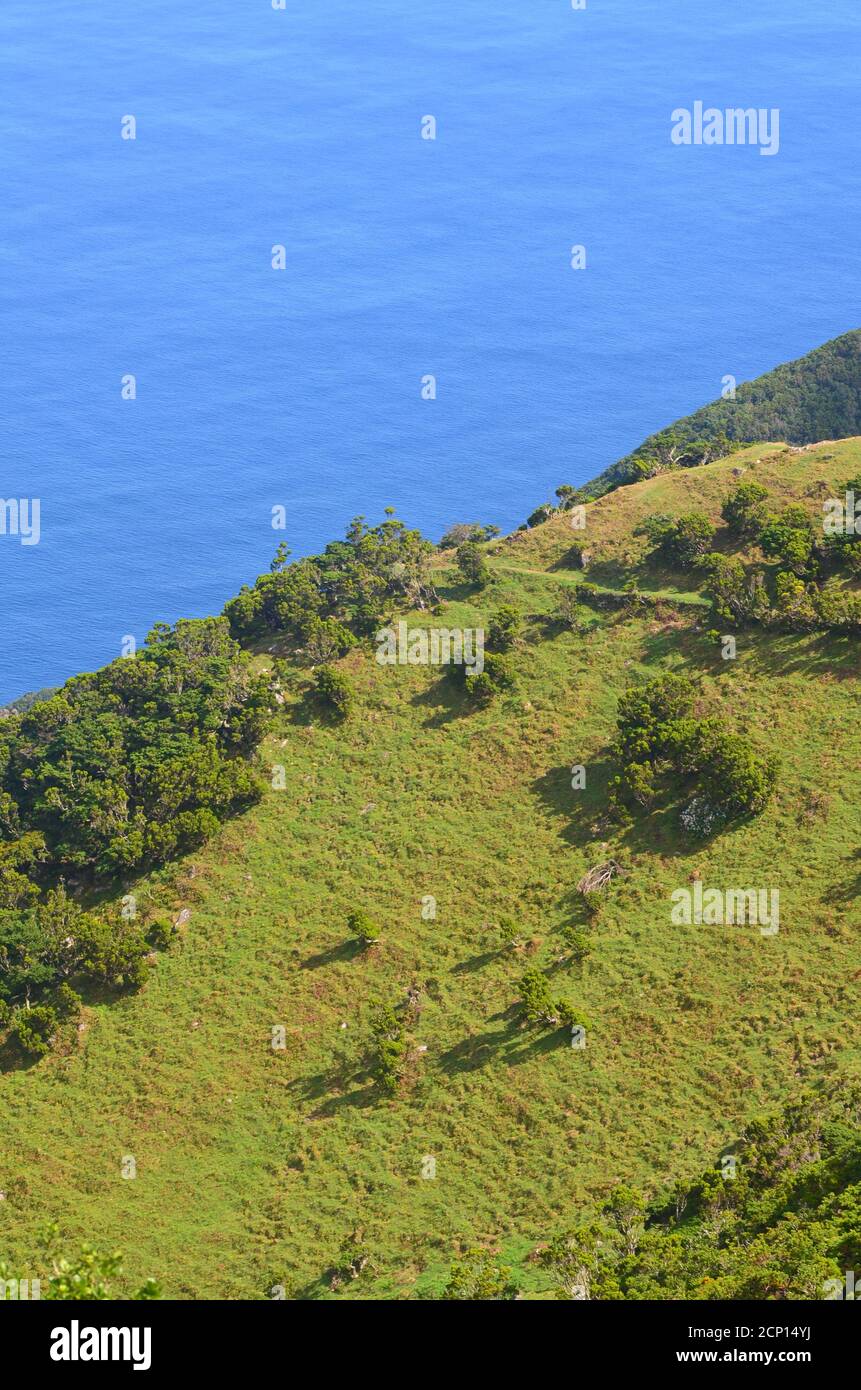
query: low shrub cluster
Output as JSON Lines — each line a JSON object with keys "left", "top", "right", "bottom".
{"left": 539, "top": 1084, "right": 861, "bottom": 1299}
{"left": 608, "top": 673, "right": 778, "bottom": 834}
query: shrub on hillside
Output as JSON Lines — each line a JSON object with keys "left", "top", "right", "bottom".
{"left": 464, "top": 652, "right": 515, "bottom": 705}
{"left": 0, "top": 617, "right": 270, "bottom": 884}
{"left": 759, "top": 506, "right": 817, "bottom": 576}
{"left": 721, "top": 481, "right": 770, "bottom": 538}
{"left": 610, "top": 673, "right": 778, "bottom": 834}
{"left": 313, "top": 665, "right": 354, "bottom": 720}
{"left": 642, "top": 512, "right": 717, "bottom": 569}
{"left": 517, "top": 969, "right": 582, "bottom": 1031}
{"left": 487, "top": 605, "right": 522, "bottom": 651}
{"left": 368, "top": 1003, "right": 406, "bottom": 1095}
{"left": 701, "top": 553, "right": 770, "bottom": 625}
{"left": 347, "top": 909, "right": 379, "bottom": 948}
{"left": 455, "top": 541, "right": 489, "bottom": 587}
{"left": 561, "top": 927, "right": 594, "bottom": 963}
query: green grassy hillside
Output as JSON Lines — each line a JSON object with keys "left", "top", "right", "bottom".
{"left": 0, "top": 439, "right": 859, "bottom": 1299}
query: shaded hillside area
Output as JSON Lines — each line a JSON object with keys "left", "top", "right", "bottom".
{"left": 578, "top": 329, "right": 861, "bottom": 500}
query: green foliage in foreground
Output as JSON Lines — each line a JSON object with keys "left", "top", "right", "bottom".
{"left": 0, "top": 1225, "right": 159, "bottom": 1300}
{"left": 540, "top": 1084, "right": 861, "bottom": 1299}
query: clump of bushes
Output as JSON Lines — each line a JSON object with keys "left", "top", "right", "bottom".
{"left": 455, "top": 540, "right": 489, "bottom": 588}
{"left": 705, "top": 481, "right": 861, "bottom": 633}
{"left": 347, "top": 909, "right": 379, "bottom": 949}
{"left": 0, "top": 618, "right": 270, "bottom": 885}
{"left": 12, "top": 1003, "right": 61, "bottom": 1057}
{"left": 0, "top": 887, "right": 154, "bottom": 1057}
{"left": 313, "top": 665, "right": 354, "bottom": 720}
{"left": 638, "top": 512, "right": 716, "bottom": 569}
{"left": 368, "top": 1003, "right": 406, "bottom": 1095}
{"left": 758, "top": 504, "right": 817, "bottom": 576}
{"left": 487, "top": 605, "right": 521, "bottom": 652}
{"left": 608, "top": 672, "right": 778, "bottom": 835}
{"left": 225, "top": 514, "right": 438, "bottom": 647}
{"left": 518, "top": 968, "right": 587, "bottom": 1032}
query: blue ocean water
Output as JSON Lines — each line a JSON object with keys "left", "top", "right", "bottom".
{"left": 1, "top": 0, "right": 859, "bottom": 700}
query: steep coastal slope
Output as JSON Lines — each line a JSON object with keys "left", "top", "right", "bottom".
{"left": 579, "top": 329, "right": 861, "bottom": 500}
{"left": 0, "top": 436, "right": 858, "bottom": 1298}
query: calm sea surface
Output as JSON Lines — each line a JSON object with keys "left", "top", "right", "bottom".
{"left": 1, "top": 0, "right": 859, "bottom": 698}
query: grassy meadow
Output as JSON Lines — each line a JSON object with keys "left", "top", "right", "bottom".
{"left": 1, "top": 439, "right": 859, "bottom": 1298}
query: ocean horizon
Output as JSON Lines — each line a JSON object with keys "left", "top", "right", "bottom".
{"left": 1, "top": 0, "right": 860, "bottom": 700}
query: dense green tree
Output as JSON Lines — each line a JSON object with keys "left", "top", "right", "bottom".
{"left": 759, "top": 511, "right": 816, "bottom": 575}
{"left": 645, "top": 512, "right": 717, "bottom": 568}
{"left": 603, "top": 1185, "right": 647, "bottom": 1256}
{"left": 313, "top": 665, "right": 354, "bottom": 720}
{"left": 301, "top": 616, "right": 357, "bottom": 664}
{"left": 487, "top": 605, "right": 521, "bottom": 652}
{"left": 441, "top": 1249, "right": 518, "bottom": 1300}
{"left": 368, "top": 1003, "right": 406, "bottom": 1095}
{"left": 611, "top": 673, "right": 778, "bottom": 832}
{"left": 518, "top": 968, "right": 554, "bottom": 1023}
{"left": 455, "top": 540, "right": 489, "bottom": 587}
{"left": 540, "top": 1224, "right": 620, "bottom": 1300}
{"left": 463, "top": 652, "right": 515, "bottom": 706}
{"left": 721, "top": 481, "right": 769, "bottom": 537}
{"left": 346, "top": 909, "right": 379, "bottom": 948}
